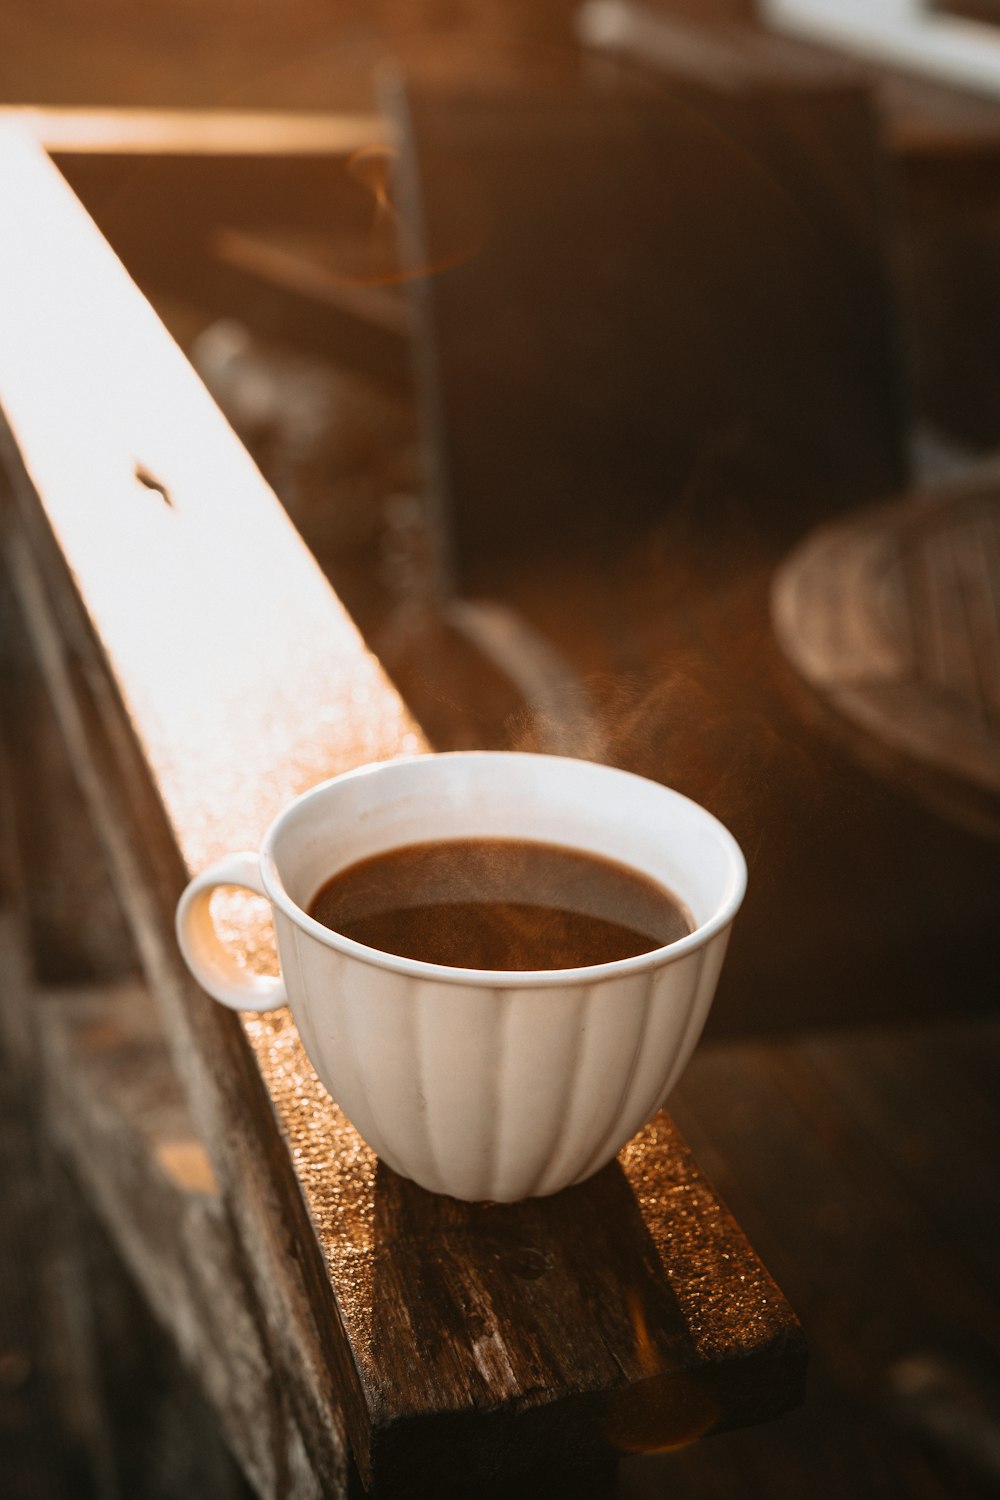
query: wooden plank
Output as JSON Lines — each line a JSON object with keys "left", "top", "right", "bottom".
{"left": 37, "top": 981, "right": 322, "bottom": 1500}
{"left": 0, "top": 106, "right": 380, "bottom": 157}
{"left": 206, "top": 227, "right": 412, "bottom": 389}
{"left": 0, "top": 562, "right": 138, "bottom": 990}
{"left": 0, "top": 125, "right": 803, "bottom": 1493}
{"left": 49, "top": 1156, "right": 260, "bottom": 1500}
{"left": 4, "top": 521, "right": 353, "bottom": 1495}
{"left": 0, "top": 120, "right": 394, "bottom": 1497}
{"left": 27, "top": 114, "right": 412, "bottom": 391}
{"left": 213, "top": 228, "right": 410, "bottom": 338}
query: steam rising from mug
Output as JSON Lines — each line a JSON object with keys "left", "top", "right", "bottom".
{"left": 175, "top": 752, "right": 746, "bottom": 1202}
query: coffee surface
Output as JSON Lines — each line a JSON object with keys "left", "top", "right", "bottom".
{"left": 307, "top": 838, "right": 693, "bottom": 971}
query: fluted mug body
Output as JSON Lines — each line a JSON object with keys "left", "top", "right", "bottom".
{"left": 176, "top": 752, "right": 746, "bottom": 1201}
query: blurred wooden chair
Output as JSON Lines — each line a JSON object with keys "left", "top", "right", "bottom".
{"left": 381, "top": 42, "right": 908, "bottom": 592}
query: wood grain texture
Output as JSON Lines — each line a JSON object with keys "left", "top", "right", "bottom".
{"left": 0, "top": 566, "right": 138, "bottom": 988}
{"left": 772, "top": 470, "right": 1000, "bottom": 840}
{"left": 37, "top": 982, "right": 322, "bottom": 1500}
{"left": 0, "top": 125, "right": 803, "bottom": 1494}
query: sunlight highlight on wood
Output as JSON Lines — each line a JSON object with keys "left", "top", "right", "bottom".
{"left": 0, "top": 124, "right": 423, "bottom": 877}
{"left": 0, "top": 122, "right": 805, "bottom": 1494}
{"left": 0, "top": 105, "right": 381, "bottom": 157}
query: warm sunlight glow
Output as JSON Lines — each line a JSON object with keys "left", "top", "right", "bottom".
{"left": 0, "top": 131, "right": 802, "bottom": 1439}
{"left": 0, "top": 126, "right": 423, "bottom": 888}
{"left": 602, "top": 1286, "right": 720, "bottom": 1453}
{"left": 0, "top": 105, "right": 380, "bottom": 156}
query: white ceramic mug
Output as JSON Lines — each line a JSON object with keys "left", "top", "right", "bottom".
{"left": 175, "top": 752, "right": 746, "bottom": 1202}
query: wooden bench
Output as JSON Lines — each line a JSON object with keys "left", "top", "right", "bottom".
{"left": 0, "top": 118, "right": 805, "bottom": 1497}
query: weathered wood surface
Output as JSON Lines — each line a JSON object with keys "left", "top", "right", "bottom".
{"left": 48, "top": 1151, "right": 261, "bottom": 1500}
{"left": 0, "top": 124, "right": 803, "bottom": 1494}
{"left": 772, "top": 469, "right": 1000, "bottom": 841}
{"left": 37, "top": 980, "right": 323, "bottom": 1500}
{"left": 0, "top": 559, "right": 138, "bottom": 990}
{"left": 3, "top": 525, "right": 356, "bottom": 1494}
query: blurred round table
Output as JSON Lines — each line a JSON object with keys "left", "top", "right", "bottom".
{"left": 772, "top": 470, "right": 1000, "bottom": 842}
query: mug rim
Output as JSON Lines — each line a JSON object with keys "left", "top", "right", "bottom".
{"left": 258, "top": 751, "right": 747, "bottom": 989}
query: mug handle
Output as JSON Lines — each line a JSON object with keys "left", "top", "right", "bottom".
{"left": 175, "top": 852, "right": 288, "bottom": 1013}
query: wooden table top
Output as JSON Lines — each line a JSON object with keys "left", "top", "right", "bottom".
{"left": 772, "top": 471, "right": 1000, "bottom": 841}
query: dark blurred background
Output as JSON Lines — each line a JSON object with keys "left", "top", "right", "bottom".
{"left": 2, "top": 0, "right": 1000, "bottom": 1496}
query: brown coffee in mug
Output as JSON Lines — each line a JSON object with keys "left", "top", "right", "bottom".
{"left": 308, "top": 838, "right": 693, "bottom": 971}
{"left": 177, "top": 751, "right": 747, "bottom": 1199}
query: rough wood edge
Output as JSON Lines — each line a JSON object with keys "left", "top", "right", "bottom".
{"left": 2, "top": 518, "right": 353, "bottom": 1494}
{"left": 37, "top": 979, "right": 323, "bottom": 1500}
